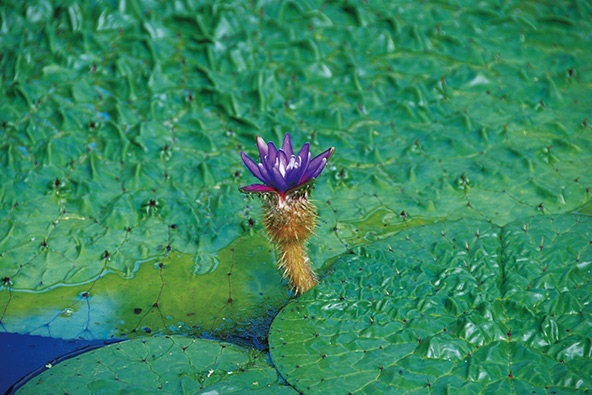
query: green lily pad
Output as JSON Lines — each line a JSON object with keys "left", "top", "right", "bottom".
{"left": 16, "top": 336, "right": 298, "bottom": 394}
{"left": 0, "top": 234, "right": 289, "bottom": 340}
{"left": 1, "top": 0, "right": 592, "bottom": 391}
{"left": 269, "top": 215, "right": 592, "bottom": 394}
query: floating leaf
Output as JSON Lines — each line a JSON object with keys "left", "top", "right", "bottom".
{"left": 269, "top": 215, "right": 592, "bottom": 394}
{"left": 1, "top": 0, "right": 592, "bottom": 391}
{"left": 16, "top": 336, "right": 298, "bottom": 394}
{"left": 0, "top": 236, "right": 288, "bottom": 341}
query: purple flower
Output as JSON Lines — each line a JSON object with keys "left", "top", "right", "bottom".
{"left": 240, "top": 133, "right": 334, "bottom": 198}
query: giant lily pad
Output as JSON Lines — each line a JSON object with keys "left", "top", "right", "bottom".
{"left": 269, "top": 215, "right": 592, "bottom": 394}
{"left": 1, "top": 0, "right": 592, "bottom": 391}
{"left": 16, "top": 336, "right": 298, "bottom": 394}
{"left": 0, "top": 234, "right": 288, "bottom": 341}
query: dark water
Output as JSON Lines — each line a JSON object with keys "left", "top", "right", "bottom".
{"left": 0, "top": 333, "right": 120, "bottom": 394}
{"left": 0, "top": 306, "right": 280, "bottom": 394}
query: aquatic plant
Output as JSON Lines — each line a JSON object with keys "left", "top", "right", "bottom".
{"left": 1, "top": 0, "right": 592, "bottom": 392}
{"left": 269, "top": 214, "right": 592, "bottom": 394}
{"left": 18, "top": 336, "right": 298, "bottom": 394}
{"left": 240, "top": 134, "right": 334, "bottom": 294}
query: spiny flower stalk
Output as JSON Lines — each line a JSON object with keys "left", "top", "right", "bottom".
{"left": 240, "top": 133, "right": 334, "bottom": 294}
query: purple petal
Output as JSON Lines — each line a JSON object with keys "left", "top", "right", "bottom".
{"left": 284, "top": 156, "right": 302, "bottom": 188}
{"left": 240, "top": 184, "right": 278, "bottom": 193}
{"left": 257, "top": 163, "right": 272, "bottom": 185}
{"left": 241, "top": 134, "right": 334, "bottom": 197}
{"left": 295, "top": 143, "right": 310, "bottom": 182}
{"left": 300, "top": 147, "right": 334, "bottom": 183}
{"left": 281, "top": 133, "right": 294, "bottom": 157}
{"left": 270, "top": 166, "right": 288, "bottom": 192}
{"left": 240, "top": 152, "right": 267, "bottom": 184}
{"left": 266, "top": 142, "right": 278, "bottom": 171}
{"left": 276, "top": 150, "right": 288, "bottom": 177}
{"left": 256, "top": 136, "right": 268, "bottom": 164}
{"left": 308, "top": 158, "right": 327, "bottom": 179}
{"left": 284, "top": 165, "right": 301, "bottom": 188}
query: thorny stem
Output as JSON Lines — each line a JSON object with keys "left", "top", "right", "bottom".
{"left": 258, "top": 186, "right": 318, "bottom": 294}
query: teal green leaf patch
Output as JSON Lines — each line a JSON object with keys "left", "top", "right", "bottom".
{"left": 269, "top": 215, "right": 592, "bottom": 394}
{"left": 1, "top": 0, "right": 592, "bottom": 391}
{"left": 16, "top": 336, "right": 298, "bottom": 395}
{"left": 0, "top": 235, "right": 289, "bottom": 340}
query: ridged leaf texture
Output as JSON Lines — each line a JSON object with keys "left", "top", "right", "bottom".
{"left": 16, "top": 336, "right": 297, "bottom": 394}
{"left": 269, "top": 215, "right": 592, "bottom": 394}
{"left": 0, "top": 0, "right": 591, "bottom": 392}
